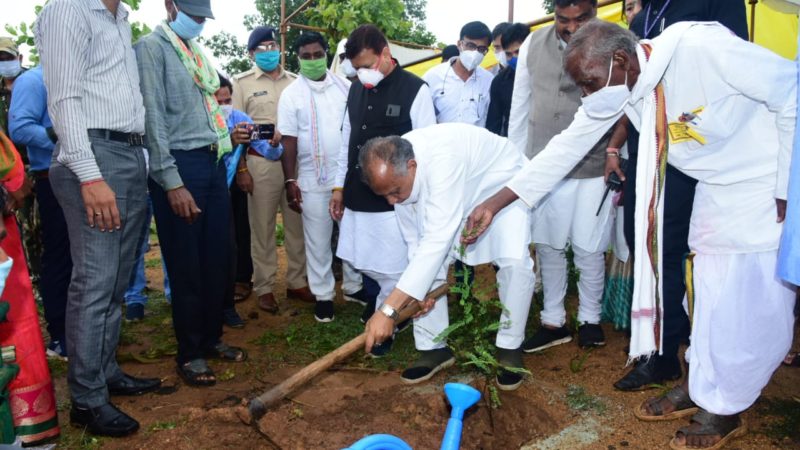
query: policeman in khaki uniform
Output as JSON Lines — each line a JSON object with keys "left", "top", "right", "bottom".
{"left": 232, "top": 26, "right": 312, "bottom": 313}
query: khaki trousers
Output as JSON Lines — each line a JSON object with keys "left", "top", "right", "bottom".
{"left": 246, "top": 156, "right": 307, "bottom": 295}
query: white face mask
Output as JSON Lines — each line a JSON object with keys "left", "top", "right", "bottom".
{"left": 0, "top": 257, "right": 12, "bottom": 298}
{"left": 220, "top": 104, "right": 233, "bottom": 120}
{"left": 459, "top": 49, "right": 484, "bottom": 72}
{"left": 357, "top": 54, "right": 387, "bottom": 89}
{"left": 494, "top": 50, "right": 506, "bottom": 67}
{"left": 0, "top": 60, "right": 21, "bottom": 78}
{"left": 581, "top": 57, "right": 630, "bottom": 120}
{"left": 340, "top": 58, "right": 357, "bottom": 78}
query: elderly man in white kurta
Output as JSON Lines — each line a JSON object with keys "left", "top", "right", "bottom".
{"left": 360, "top": 123, "right": 535, "bottom": 390}
{"left": 464, "top": 20, "right": 796, "bottom": 449}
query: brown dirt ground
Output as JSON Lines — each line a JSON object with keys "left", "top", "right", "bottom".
{"left": 45, "top": 242, "right": 800, "bottom": 450}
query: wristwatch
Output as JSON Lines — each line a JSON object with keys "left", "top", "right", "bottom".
{"left": 378, "top": 304, "right": 399, "bottom": 321}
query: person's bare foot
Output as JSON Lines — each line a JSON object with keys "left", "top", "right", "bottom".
{"left": 644, "top": 379, "right": 689, "bottom": 416}
{"left": 671, "top": 410, "right": 745, "bottom": 449}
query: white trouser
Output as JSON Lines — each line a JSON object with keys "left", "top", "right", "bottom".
{"left": 359, "top": 269, "right": 402, "bottom": 311}
{"left": 301, "top": 189, "right": 361, "bottom": 301}
{"left": 537, "top": 243, "right": 605, "bottom": 327}
{"left": 687, "top": 251, "right": 796, "bottom": 415}
{"left": 413, "top": 257, "right": 535, "bottom": 351}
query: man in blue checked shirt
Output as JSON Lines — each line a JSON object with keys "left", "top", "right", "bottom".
{"left": 8, "top": 65, "right": 70, "bottom": 359}
{"left": 213, "top": 73, "right": 280, "bottom": 329}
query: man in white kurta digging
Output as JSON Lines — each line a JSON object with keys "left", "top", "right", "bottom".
{"left": 278, "top": 32, "right": 370, "bottom": 323}
{"left": 464, "top": 20, "right": 796, "bottom": 449}
{"left": 360, "top": 123, "right": 535, "bottom": 390}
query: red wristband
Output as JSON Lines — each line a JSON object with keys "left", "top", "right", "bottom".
{"left": 80, "top": 179, "right": 104, "bottom": 187}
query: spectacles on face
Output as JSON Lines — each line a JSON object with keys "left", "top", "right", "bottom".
{"left": 460, "top": 40, "right": 489, "bottom": 55}
{"left": 253, "top": 42, "right": 279, "bottom": 53}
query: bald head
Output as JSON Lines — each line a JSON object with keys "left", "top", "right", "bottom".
{"left": 359, "top": 136, "right": 417, "bottom": 205}
{"left": 564, "top": 19, "right": 641, "bottom": 95}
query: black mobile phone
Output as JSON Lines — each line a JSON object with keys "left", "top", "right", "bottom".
{"left": 250, "top": 123, "right": 275, "bottom": 141}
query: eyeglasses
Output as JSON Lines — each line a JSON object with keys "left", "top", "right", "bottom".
{"left": 254, "top": 43, "right": 279, "bottom": 53}
{"left": 460, "top": 41, "right": 489, "bottom": 55}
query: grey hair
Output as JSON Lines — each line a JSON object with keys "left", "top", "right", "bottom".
{"left": 564, "top": 19, "right": 638, "bottom": 68}
{"left": 359, "top": 136, "right": 415, "bottom": 186}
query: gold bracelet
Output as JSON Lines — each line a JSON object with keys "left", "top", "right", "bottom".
{"left": 237, "top": 167, "right": 249, "bottom": 173}
{"left": 332, "top": 187, "right": 343, "bottom": 192}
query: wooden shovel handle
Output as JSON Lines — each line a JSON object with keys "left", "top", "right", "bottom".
{"left": 247, "top": 283, "right": 450, "bottom": 421}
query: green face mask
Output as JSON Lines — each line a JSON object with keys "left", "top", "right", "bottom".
{"left": 299, "top": 58, "right": 327, "bottom": 80}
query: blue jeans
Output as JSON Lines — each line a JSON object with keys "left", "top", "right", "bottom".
{"left": 124, "top": 197, "right": 171, "bottom": 305}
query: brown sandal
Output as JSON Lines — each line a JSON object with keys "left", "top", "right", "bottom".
{"left": 233, "top": 282, "right": 252, "bottom": 303}
{"left": 669, "top": 410, "right": 746, "bottom": 450}
{"left": 635, "top": 385, "right": 698, "bottom": 422}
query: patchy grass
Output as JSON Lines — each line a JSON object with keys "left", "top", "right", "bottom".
{"left": 565, "top": 385, "right": 606, "bottom": 414}
{"left": 250, "top": 300, "right": 417, "bottom": 371}
{"left": 757, "top": 397, "right": 800, "bottom": 445}
{"left": 118, "top": 292, "right": 177, "bottom": 363}
{"left": 144, "top": 258, "right": 161, "bottom": 269}
{"left": 148, "top": 420, "right": 178, "bottom": 432}
{"left": 275, "top": 223, "right": 285, "bottom": 247}
{"left": 58, "top": 427, "right": 105, "bottom": 449}
{"left": 47, "top": 357, "right": 68, "bottom": 378}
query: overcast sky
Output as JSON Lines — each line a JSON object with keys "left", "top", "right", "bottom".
{"left": 4, "top": 0, "right": 547, "bottom": 63}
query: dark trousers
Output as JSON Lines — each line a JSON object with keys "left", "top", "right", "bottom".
{"left": 150, "top": 149, "right": 230, "bottom": 364}
{"left": 625, "top": 145, "right": 693, "bottom": 370}
{"left": 230, "top": 181, "right": 252, "bottom": 284}
{"left": 36, "top": 175, "right": 72, "bottom": 343}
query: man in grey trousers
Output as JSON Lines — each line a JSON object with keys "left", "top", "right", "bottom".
{"left": 35, "top": 0, "right": 161, "bottom": 438}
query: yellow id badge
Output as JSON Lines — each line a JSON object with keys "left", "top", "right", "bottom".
{"left": 669, "top": 107, "right": 707, "bottom": 145}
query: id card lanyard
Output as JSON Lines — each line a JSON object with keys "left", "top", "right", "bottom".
{"left": 644, "top": 0, "right": 672, "bottom": 38}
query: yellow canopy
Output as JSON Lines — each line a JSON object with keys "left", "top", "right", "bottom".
{"left": 404, "top": 0, "right": 798, "bottom": 77}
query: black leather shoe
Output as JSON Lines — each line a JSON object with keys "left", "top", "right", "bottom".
{"left": 613, "top": 356, "right": 681, "bottom": 391}
{"left": 70, "top": 402, "right": 140, "bottom": 437}
{"left": 108, "top": 374, "right": 161, "bottom": 396}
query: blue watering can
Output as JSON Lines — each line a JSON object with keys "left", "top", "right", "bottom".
{"left": 343, "top": 382, "right": 481, "bottom": 450}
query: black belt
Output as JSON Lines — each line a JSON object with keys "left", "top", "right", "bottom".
{"left": 87, "top": 129, "right": 147, "bottom": 147}
{"left": 195, "top": 143, "right": 219, "bottom": 153}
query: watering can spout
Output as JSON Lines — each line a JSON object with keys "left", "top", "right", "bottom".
{"left": 440, "top": 383, "right": 481, "bottom": 450}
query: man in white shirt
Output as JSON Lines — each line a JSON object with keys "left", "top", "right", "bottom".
{"left": 360, "top": 124, "right": 535, "bottom": 390}
{"left": 465, "top": 20, "right": 796, "bottom": 449}
{"left": 278, "top": 32, "right": 370, "bottom": 323}
{"left": 508, "top": 0, "right": 611, "bottom": 353}
{"left": 422, "top": 21, "right": 493, "bottom": 127}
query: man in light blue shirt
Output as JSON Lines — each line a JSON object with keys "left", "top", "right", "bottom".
{"left": 8, "top": 65, "right": 70, "bottom": 359}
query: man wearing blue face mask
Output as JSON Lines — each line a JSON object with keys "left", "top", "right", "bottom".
{"left": 136, "top": 0, "right": 247, "bottom": 389}
{"left": 231, "top": 26, "right": 312, "bottom": 315}
{"left": 486, "top": 23, "right": 529, "bottom": 137}
{"left": 508, "top": 0, "right": 613, "bottom": 354}
{"left": 0, "top": 38, "right": 25, "bottom": 137}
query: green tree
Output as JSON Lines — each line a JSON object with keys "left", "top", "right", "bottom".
{"left": 4, "top": 0, "right": 151, "bottom": 65}
{"left": 543, "top": 0, "right": 555, "bottom": 14}
{"left": 203, "top": 0, "right": 438, "bottom": 76}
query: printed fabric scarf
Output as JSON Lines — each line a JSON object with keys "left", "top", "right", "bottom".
{"left": 159, "top": 22, "right": 232, "bottom": 158}
{"left": 300, "top": 71, "right": 349, "bottom": 186}
{"left": 628, "top": 22, "right": 712, "bottom": 361}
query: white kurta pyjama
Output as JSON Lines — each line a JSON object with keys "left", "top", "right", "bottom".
{"left": 505, "top": 23, "right": 797, "bottom": 415}
{"left": 277, "top": 73, "right": 362, "bottom": 301}
{"left": 394, "top": 123, "right": 535, "bottom": 351}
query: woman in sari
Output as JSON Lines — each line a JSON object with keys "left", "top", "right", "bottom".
{"left": 0, "top": 130, "right": 59, "bottom": 444}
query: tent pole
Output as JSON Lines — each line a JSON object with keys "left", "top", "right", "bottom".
{"left": 509, "top": 0, "right": 514, "bottom": 22}
{"left": 749, "top": 0, "right": 758, "bottom": 42}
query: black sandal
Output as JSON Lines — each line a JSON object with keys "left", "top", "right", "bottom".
{"left": 206, "top": 342, "right": 248, "bottom": 362}
{"left": 669, "top": 410, "right": 747, "bottom": 450}
{"left": 635, "top": 385, "right": 698, "bottom": 421}
{"left": 177, "top": 359, "right": 216, "bottom": 387}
